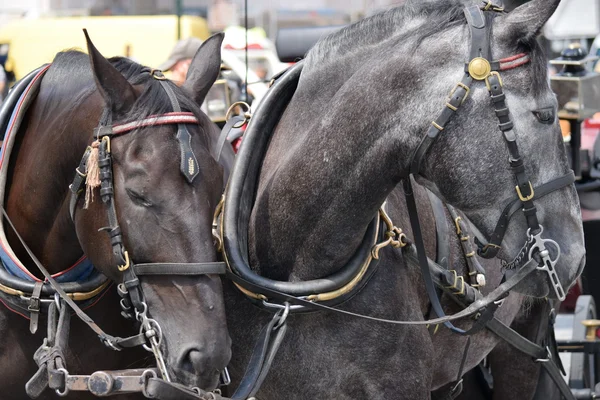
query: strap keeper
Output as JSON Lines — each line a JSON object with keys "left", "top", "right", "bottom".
{"left": 490, "top": 93, "right": 506, "bottom": 103}
{"left": 495, "top": 108, "right": 510, "bottom": 117}
{"left": 498, "top": 121, "right": 514, "bottom": 132}
{"left": 93, "top": 126, "right": 113, "bottom": 137}
{"left": 28, "top": 282, "right": 43, "bottom": 334}
{"left": 432, "top": 121, "right": 444, "bottom": 131}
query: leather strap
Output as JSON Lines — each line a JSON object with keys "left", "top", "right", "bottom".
{"left": 28, "top": 281, "right": 43, "bottom": 334}
{"left": 157, "top": 77, "right": 200, "bottom": 183}
{"left": 226, "top": 253, "right": 537, "bottom": 327}
{"left": 215, "top": 115, "right": 245, "bottom": 163}
{"left": 231, "top": 311, "right": 288, "bottom": 400}
{"left": 477, "top": 171, "right": 575, "bottom": 258}
{"left": 2, "top": 208, "right": 146, "bottom": 350}
{"left": 133, "top": 262, "right": 226, "bottom": 276}
{"left": 485, "top": 317, "right": 576, "bottom": 400}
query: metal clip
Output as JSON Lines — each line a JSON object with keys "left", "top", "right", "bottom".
{"left": 212, "top": 195, "right": 225, "bottom": 252}
{"left": 371, "top": 207, "right": 408, "bottom": 259}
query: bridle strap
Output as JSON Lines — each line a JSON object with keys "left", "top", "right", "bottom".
{"left": 1, "top": 208, "right": 147, "bottom": 350}
{"left": 133, "top": 262, "right": 226, "bottom": 276}
{"left": 477, "top": 171, "right": 575, "bottom": 258}
{"left": 155, "top": 75, "right": 200, "bottom": 183}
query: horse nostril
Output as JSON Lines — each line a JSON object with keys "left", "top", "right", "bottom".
{"left": 181, "top": 349, "right": 208, "bottom": 374}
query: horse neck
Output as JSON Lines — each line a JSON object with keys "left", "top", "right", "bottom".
{"left": 248, "top": 19, "right": 470, "bottom": 281}
{"left": 4, "top": 85, "right": 100, "bottom": 277}
{"left": 249, "top": 67, "right": 421, "bottom": 281}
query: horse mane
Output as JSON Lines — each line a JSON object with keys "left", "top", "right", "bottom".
{"left": 48, "top": 50, "right": 212, "bottom": 142}
{"left": 306, "top": 0, "right": 548, "bottom": 95}
{"left": 306, "top": 0, "right": 467, "bottom": 68}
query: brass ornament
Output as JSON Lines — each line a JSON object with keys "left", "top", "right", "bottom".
{"left": 188, "top": 157, "right": 195, "bottom": 176}
{"left": 468, "top": 57, "right": 492, "bottom": 80}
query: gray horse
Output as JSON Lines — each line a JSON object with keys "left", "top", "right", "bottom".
{"left": 222, "top": 0, "right": 584, "bottom": 399}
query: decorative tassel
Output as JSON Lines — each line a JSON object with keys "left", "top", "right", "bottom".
{"left": 84, "top": 140, "right": 101, "bottom": 209}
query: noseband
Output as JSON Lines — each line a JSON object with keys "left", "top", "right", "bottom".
{"left": 405, "top": 4, "right": 573, "bottom": 337}
{"left": 62, "top": 70, "right": 227, "bottom": 384}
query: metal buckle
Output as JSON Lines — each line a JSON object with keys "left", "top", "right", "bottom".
{"left": 449, "top": 82, "right": 470, "bottom": 105}
{"left": 534, "top": 346, "right": 552, "bottom": 363}
{"left": 482, "top": 1, "right": 504, "bottom": 12}
{"left": 485, "top": 71, "right": 504, "bottom": 91}
{"left": 516, "top": 181, "right": 535, "bottom": 202}
{"left": 117, "top": 251, "right": 130, "bottom": 272}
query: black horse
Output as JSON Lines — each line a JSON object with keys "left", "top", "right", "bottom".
{"left": 0, "top": 32, "right": 234, "bottom": 398}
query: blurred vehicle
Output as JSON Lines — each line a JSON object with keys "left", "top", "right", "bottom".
{"left": 0, "top": 15, "right": 211, "bottom": 81}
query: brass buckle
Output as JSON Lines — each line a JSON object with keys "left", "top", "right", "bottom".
{"left": 445, "top": 270, "right": 465, "bottom": 296}
{"left": 482, "top": 1, "right": 504, "bottom": 12}
{"left": 485, "top": 71, "right": 503, "bottom": 91}
{"left": 118, "top": 251, "right": 130, "bottom": 272}
{"left": 516, "top": 182, "right": 535, "bottom": 202}
{"left": 102, "top": 136, "right": 111, "bottom": 154}
{"left": 149, "top": 69, "right": 167, "bottom": 80}
{"left": 449, "top": 82, "right": 470, "bottom": 106}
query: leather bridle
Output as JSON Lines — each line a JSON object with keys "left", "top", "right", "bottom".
{"left": 7, "top": 68, "right": 229, "bottom": 397}
{"left": 404, "top": 6, "right": 574, "bottom": 338}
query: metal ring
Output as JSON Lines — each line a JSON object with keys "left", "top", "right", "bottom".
{"left": 54, "top": 368, "right": 70, "bottom": 397}
{"left": 274, "top": 302, "right": 290, "bottom": 330}
{"left": 141, "top": 369, "right": 158, "bottom": 398}
{"left": 225, "top": 101, "right": 251, "bottom": 122}
{"left": 141, "top": 318, "right": 164, "bottom": 352}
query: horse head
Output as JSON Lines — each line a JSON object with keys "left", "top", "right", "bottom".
{"left": 74, "top": 33, "right": 231, "bottom": 389}
{"left": 406, "top": 0, "right": 584, "bottom": 298}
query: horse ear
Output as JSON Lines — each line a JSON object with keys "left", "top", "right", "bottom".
{"left": 182, "top": 32, "right": 225, "bottom": 105}
{"left": 498, "top": 0, "right": 561, "bottom": 43}
{"left": 83, "top": 29, "right": 136, "bottom": 116}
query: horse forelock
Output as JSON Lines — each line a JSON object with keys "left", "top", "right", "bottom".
{"left": 108, "top": 56, "right": 211, "bottom": 146}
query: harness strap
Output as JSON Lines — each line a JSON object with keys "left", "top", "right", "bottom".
{"left": 215, "top": 115, "right": 245, "bottom": 162}
{"left": 226, "top": 253, "right": 537, "bottom": 327}
{"left": 485, "top": 317, "right": 576, "bottom": 400}
{"left": 231, "top": 311, "right": 288, "bottom": 400}
{"left": 28, "top": 281, "right": 43, "bottom": 334}
{"left": 133, "top": 262, "right": 226, "bottom": 276}
{"left": 1, "top": 208, "right": 147, "bottom": 351}
{"left": 477, "top": 171, "right": 575, "bottom": 258}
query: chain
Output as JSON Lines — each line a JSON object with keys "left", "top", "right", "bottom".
{"left": 136, "top": 303, "right": 171, "bottom": 382}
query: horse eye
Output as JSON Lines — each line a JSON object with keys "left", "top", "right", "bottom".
{"left": 532, "top": 108, "right": 555, "bottom": 125}
{"left": 126, "top": 189, "right": 153, "bottom": 207}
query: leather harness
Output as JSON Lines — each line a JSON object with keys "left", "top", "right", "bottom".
{"left": 2, "top": 68, "right": 230, "bottom": 399}
{"left": 220, "top": 3, "right": 578, "bottom": 399}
